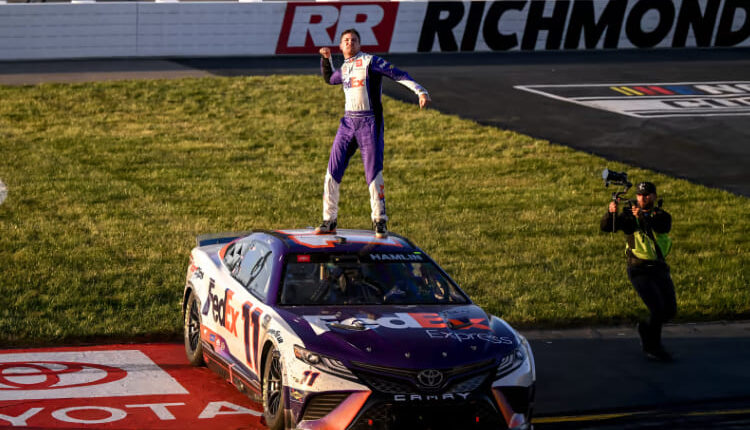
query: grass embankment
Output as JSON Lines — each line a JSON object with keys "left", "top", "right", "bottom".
{"left": 1, "top": 76, "right": 748, "bottom": 346}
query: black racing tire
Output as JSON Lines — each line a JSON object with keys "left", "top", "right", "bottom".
{"left": 184, "top": 290, "right": 205, "bottom": 366}
{"left": 262, "top": 348, "right": 286, "bottom": 430}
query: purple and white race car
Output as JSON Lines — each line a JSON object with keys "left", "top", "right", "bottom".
{"left": 182, "top": 229, "right": 535, "bottom": 430}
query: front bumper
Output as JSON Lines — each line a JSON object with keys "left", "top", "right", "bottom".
{"left": 296, "top": 384, "right": 534, "bottom": 430}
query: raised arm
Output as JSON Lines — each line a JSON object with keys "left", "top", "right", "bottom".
{"left": 319, "top": 47, "right": 342, "bottom": 85}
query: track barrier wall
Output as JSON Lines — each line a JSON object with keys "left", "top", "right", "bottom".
{"left": 0, "top": 0, "right": 748, "bottom": 60}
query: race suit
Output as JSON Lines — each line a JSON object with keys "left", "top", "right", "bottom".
{"left": 320, "top": 52, "right": 429, "bottom": 222}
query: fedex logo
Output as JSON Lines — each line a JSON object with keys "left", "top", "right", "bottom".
{"left": 276, "top": 2, "right": 399, "bottom": 54}
{"left": 202, "top": 280, "right": 239, "bottom": 337}
{"left": 345, "top": 77, "right": 366, "bottom": 89}
{"left": 303, "top": 313, "right": 490, "bottom": 335}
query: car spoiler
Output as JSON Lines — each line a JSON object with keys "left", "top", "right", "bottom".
{"left": 195, "top": 231, "right": 253, "bottom": 248}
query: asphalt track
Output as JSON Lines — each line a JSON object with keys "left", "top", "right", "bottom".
{"left": 377, "top": 49, "right": 750, "bottom": 197}
{"left": 526, "top": 322, "right": 750, "bottom": 429}
{"left": 1, "top": 49, "right": 749, "bottom": 428}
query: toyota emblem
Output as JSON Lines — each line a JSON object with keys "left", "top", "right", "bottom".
{"left": 416, "top": 369, "right": 444, "bottom": 388}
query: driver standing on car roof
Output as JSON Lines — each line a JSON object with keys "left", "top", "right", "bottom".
{"left": 315, "top": 29, "right": 431, "bottom": 239}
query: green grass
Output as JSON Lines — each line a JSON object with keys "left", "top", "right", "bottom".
{"left": 1, "top": 76, "right": 748, "bottom": 346}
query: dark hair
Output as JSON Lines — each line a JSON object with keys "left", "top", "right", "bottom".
{"left": 340, "top": 28, "right": 361, "bottom": 42}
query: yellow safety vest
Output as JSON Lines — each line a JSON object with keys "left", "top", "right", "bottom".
{"left": 626, "top": 219, "right": 672, "bottom": 261}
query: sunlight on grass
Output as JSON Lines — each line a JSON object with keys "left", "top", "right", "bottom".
{"left": 0, "top": 76, "right": 748, "bottom": 345}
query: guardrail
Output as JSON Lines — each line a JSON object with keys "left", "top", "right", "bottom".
{"left": 1, "top": 0, "right": 748, "bottom": 61}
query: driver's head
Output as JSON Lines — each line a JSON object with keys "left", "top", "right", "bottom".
{"left": 339, "top": 29, "right": 361, "bottom": 59}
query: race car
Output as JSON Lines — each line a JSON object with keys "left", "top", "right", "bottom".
{"left": 182, "top": 229, "right": 535, "bottom": 430}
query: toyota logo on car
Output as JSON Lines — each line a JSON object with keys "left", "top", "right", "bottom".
{"left": 416, "top": 369, "right": 444, "bottom": 388}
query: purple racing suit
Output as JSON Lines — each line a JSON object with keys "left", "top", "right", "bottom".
{"left": 320, "top": 51, "right": 428, "bottom": 222}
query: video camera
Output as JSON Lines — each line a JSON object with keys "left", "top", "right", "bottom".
{"left": 602, "top": 168, "right": 631, "bottom": 189}
{"left": 602, "top": 168, "right": 633, "bottom": 206}
{"left": 602, "top": 168, "right": 634, "bottom": 232}
{"left": 602, "top": 168, "right": 666, "bottom": 233}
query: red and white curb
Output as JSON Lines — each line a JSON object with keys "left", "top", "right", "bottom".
{"left": 0, "top": 343, "right": 265, "bottom": 429}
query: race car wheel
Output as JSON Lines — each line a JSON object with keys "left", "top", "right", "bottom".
{"left": 262, "top": 348, "right": 285, "bottom": 430}
{"left": 184, "top": 290, "right": 205, "bottom": 366}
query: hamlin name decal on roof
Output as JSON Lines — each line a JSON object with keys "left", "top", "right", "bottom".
{"left": 369, "top": 253, "right": 424, "bottom": 261}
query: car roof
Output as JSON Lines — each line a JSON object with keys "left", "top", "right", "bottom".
{"left": 269, "top": 229, "right": 419, "bottom": 254}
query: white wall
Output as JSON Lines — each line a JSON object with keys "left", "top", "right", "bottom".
{"left": 0, "top": 0, "right": 748, "bottom": 61}
{"left": 0, "top": 3, "right": 137, "bottom": 59}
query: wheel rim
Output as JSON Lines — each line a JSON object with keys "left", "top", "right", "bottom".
{"left": 266, "top": 355, "right": 282, "bottom": 417}
{"left": 188, "top": 298, "right": 201, "bottom": 351}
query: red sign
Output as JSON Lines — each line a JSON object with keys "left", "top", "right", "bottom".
{"left": 276, "top": 2, "right": 399, "bottom": 54}
{"left": 0, "top": 344, "right": 265, "bottom": 429}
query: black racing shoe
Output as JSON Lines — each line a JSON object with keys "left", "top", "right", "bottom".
{"left": 373, "top": 219, "right": 388, "bottom": 239}
{"left": 637, "top": 322, "right": 648, "bottom": 349}
{"left": 644, "top": 346, "right": 674, "bottom": 362}
{"left": 315, "top": 219, "right": 337, "bottom": 235}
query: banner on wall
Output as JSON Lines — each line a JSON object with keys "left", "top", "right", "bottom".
{"left": 275, "top": 2, "right": 400, "bottom": 54}
{"left": 0, "top": 0, "right": 748, "bottom": 60}
{"left": 275, "top": 0, "right": 750, "bottom": 54}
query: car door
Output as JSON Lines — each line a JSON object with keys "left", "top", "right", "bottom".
{"left": 225, "top": 238, "right": 275, "bottom": 376}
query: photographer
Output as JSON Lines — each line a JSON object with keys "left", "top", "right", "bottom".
{"left": 601, "top": 181, "right": 677, "bottom": 362}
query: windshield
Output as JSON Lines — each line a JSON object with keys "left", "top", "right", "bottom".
{"left": 280, "top": 255, "right": 468, "bottom": 306}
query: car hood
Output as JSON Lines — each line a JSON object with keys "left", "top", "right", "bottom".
{"left": 277, "top": 304, "right": 518, "bottom": 369}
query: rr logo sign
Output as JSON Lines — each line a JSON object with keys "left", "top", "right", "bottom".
{"left": 276, "top": 2, "right": 399, "bottom": 54}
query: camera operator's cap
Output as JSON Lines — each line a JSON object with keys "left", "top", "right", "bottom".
{"left": 636, "top": 181, "right": 657, "bottom": 195}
